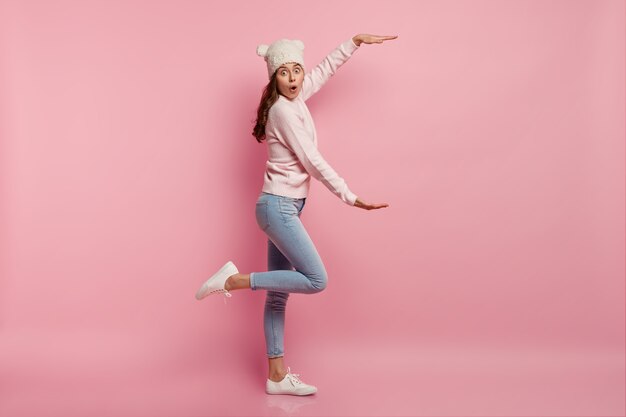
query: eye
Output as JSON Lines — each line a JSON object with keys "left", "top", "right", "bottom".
{"left": 295, "top": 68, "right": 301, "bottom": 73}
{"left": 280, "top": 70, "right": 287, "bottom": 76}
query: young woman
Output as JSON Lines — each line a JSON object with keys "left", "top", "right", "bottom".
{"left": 195, "top": 33, "right": 396, "bottom": 396}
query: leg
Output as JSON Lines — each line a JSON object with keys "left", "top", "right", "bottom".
{"left": 249, "top": 196, "right": 328, "bottom": 294}
{"left": 265, "top": 238, "right": 292, "bottom": 375}
{"left": 223, "top": 196, "right": 326, "bottom": 294}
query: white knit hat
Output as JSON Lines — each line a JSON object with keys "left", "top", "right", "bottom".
{"left": 256, "top": 39, "right": 306, "bottom": 79}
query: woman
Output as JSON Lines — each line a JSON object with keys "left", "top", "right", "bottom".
{"left": 195, "top": 33, "right": 396, "bottom": 396}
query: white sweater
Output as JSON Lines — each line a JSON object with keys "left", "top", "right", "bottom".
{"left": 261, "top": 38, "right": 360, "bottom": 206}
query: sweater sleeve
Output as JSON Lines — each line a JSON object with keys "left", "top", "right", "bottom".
{"left": 300, "top": 38, "right": 360, "bottom": 102}
{"left": 270, "top": 108, "right": 358, "bottom": 206}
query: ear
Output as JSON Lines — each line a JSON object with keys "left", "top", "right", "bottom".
{"left": 293, "top": 40, "right": 305, "bottom": 51}
{"left": 256, "top": 44, "right": 269, "bottom": 57}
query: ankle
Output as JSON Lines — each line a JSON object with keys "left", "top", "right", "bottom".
{"left": 224, "top": 274, "right": 237, "bottom": 291}
{"left": 269, "top": 370, "right": 288, "bottom": 382}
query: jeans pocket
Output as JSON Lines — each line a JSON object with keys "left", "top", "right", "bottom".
{"left": 255, "top": 201, "right": 270, "bottom": 231}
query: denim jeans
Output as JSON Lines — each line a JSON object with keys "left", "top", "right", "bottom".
{"left": 250, "top": 192, "right": 328, "bottom": 358}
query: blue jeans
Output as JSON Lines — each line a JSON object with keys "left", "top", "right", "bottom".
{"left": 250, "top": 192, "right": 328, "bottom": 358}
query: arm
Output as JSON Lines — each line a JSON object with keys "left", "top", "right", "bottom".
{"left": 270, "top": 109, "right": 358, "bottom": 206}
{"left": 300, "top": 37, "right": 360, "bottom": 102}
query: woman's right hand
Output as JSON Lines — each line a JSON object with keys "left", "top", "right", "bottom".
{"left": 354, "top": 197, "right": 389, "bottom": 210}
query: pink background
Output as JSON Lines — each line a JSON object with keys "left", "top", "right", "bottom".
{"left": 1, "top": 0, "right": 624, "bottom": 416}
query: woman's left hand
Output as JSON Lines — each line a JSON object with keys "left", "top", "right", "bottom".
{"left": 352, "top": 34, "right": 398, "bottom": 47}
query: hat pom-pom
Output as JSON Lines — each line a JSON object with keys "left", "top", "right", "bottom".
{"left": 256, "top": 44, "right": 269, "bottom": 57}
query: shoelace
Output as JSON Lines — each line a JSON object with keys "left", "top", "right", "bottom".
{"left": 208, "top": 288, "right": 232, "bottom": 304}
{"left": 286, "top": 367, "right": 304, "bottom": 386}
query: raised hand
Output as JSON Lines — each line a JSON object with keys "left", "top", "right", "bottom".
{"left": 352, "top": 34, "right": 398, "bottom": 46}
{"left": 354, "top": 197, "right": 390, "bottom": 211}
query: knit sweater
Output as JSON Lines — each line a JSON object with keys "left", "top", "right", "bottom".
{"left": 261, "top": 38, "right": 360, "bottom": 206}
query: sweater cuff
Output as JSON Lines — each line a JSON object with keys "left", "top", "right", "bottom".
{"left": 345, "top": 190, "right": 358, "bottom": 206}
{"left": 347, "top": 37, "right": 360, "bottom": 52}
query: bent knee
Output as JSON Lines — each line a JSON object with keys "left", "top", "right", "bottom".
{"left": 310, "top": 272, "right": 328, "bottom": 293}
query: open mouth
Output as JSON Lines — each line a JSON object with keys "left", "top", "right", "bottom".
{"left": 289, "top": 85, "right": 298, "bottom": 92}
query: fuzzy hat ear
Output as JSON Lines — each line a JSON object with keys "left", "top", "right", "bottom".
{"left": 293, "top": 40, "right": 305, "bottom": 51}
{"left": 256, "top": 44, "right": 269, "bottom": 57}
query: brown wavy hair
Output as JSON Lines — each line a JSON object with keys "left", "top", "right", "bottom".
{"left": 252, "top": 71, "right": 279, "bottom": 143}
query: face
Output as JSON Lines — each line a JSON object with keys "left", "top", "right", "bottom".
{"left": 275, "top": 62, "right": 304, "bottom": 100}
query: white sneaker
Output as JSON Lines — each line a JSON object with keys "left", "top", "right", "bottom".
{"left": 195, "top": 261, "right": 238, "bottom": 300}
{"left": 266, "top": 367, "right": 317, "bottom": 396}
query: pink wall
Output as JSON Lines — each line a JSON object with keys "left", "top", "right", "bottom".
{"left": 1, "top": 0, "right": 624, "bottom": 416}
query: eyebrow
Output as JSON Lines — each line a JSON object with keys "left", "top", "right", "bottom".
{"left": 278, "top": 64, "right": 302, "bottom": 71}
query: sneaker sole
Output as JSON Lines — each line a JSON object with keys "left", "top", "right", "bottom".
{"left": 266, "top": 388, "right": 317, "bottom": 396}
